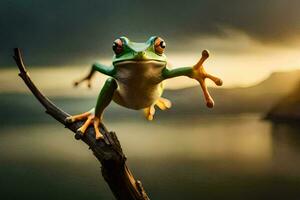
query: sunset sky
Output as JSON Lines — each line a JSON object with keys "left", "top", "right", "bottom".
{"left": 1, "top": 0, "right": 300, "bottom": 92}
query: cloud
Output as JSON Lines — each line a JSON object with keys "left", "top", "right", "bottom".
{"left": 1, "top": 0, "right": 300, "bottom": 67}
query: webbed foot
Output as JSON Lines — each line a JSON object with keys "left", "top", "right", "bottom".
{"left": 192, "top": 50, "right": 223, "bottom": 108}
{"left": 143, "top": 97, "right": 172, "bottom": 121}
{"left": 65, "top": 109, "right": 104, "bottom": 140}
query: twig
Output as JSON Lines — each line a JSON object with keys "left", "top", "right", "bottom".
{"left": 13, "top": 48, "right": 150, "bottom": 200}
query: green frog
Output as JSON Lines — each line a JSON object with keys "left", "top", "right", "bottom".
{"left": 65, "top": 36, "right": 223, "bottom": 140}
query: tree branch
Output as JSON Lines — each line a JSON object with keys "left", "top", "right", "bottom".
{"left": 13, "top": 48, "right": 150, "bottom": 200}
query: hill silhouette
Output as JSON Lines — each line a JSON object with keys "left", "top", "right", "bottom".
{"left": 266, "top": 81, "right": 300, "bottom": 122}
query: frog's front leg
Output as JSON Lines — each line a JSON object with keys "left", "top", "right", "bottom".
{"left": 73, "top": 63, "right": 115, "bottom": 87}
{"left": 162, "top": 50, "right": 223, "bottom": 108}
{"left": 66, "top": 78, "right": 117, "bottom": 140}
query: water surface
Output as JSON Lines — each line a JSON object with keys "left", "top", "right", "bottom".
{"left": 0, "top": 114, "right": 299, "bottom": 200}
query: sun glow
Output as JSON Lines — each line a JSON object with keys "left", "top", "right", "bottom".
{"left": 1, "top": 29, "right": 300, "bottom": 95}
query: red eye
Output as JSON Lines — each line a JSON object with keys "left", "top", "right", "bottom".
{"left": 112, "top": 38, "right": 123, "bottom": 54}
{"left": 154, "top": 37, "right": 166, "bottom": 55}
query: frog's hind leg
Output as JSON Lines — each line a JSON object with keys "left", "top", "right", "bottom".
{"left": 143, "top": 97, "right": 172, "bottom": 121}
{"left": 65, "top": 78, "right": 117, "bottom": 140}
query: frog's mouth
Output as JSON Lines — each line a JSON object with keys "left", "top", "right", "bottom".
{"left": 113, "top": 60, "right": 166, "bottom": 67}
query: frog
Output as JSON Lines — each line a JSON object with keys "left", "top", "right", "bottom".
{"left": 65, "top": 36, "right": 223, "bottom": 140}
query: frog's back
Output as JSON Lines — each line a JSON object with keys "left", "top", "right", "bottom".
{"left": 112, "top": 60, "right": 165, "bottom": 110}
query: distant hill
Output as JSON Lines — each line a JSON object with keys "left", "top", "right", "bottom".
{"left": 1, "top": 70, "right": 300, "bottom": 124}
{"left": 265, "top": 81, "right": 300, "bottom": 122}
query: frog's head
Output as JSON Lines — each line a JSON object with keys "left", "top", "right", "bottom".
{"left": 112, "top": 36, "right": 167, "bottom": 65}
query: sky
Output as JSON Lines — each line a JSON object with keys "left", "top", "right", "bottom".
{"left": 1, "top": 0, "right": 300, "bottom": 89}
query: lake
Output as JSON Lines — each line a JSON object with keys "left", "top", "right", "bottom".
{"left": 0, "top": 114, "right": 300, "bottom": 200}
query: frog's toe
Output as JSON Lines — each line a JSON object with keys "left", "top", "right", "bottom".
{"left": 93, "top": 118, "right": 104, "bottom": 140}
{"left": 74, "top": 115, "right": 94, "bottom": 140}
{"left": 65, "top": 109, "right": 94, "bottom": 124}
{"left": 75, "top": 130, "right": 83, "bottom": 140}
{"left": 156, "top": 97, "right": 172, "bottom": 110}
{"left": 65, "top": 116, "right": 75, "bottom": 123}
{"left": 143, "top": 105, "right": 155, "bottom": 121}
{"left": 147, "top": 115, "right": 154, "bottom": 121}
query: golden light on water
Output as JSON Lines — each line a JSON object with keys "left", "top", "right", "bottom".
{"left": 113, "top": 114, "right": 274, "bottom": 171}
{"left": 1, "top": 115, "right": 273, "bottom": 171}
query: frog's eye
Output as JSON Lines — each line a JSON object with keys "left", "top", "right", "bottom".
{"left": 154, "top": 37, "right": 166, "bottom": 55}
{"left": 112, "top": 38, "right": 123, "bottom": 55}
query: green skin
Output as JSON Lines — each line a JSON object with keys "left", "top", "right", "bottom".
{"left": 68, "top": 36, "right": 223, "bottom": 139}
{"left": 76, "top": 36, "right": 220, "bottom": 121}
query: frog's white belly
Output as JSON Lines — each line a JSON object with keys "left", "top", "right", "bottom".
{"left": 112, "top": 60, "right": 165, "bottom": 110}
